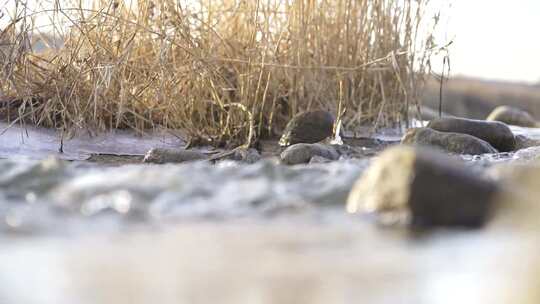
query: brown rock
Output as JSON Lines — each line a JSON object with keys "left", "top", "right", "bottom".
{"left": 279, "top": 110, "right": 335, "bottom": 147}
{"left": 347, "top": 146, "right": 498, "bottom": 228}
{"left": 401, "top": 127, "right": 498, "bottom": 155}
{"left": 427, "top": 117, "right": 516, "bottom": 152}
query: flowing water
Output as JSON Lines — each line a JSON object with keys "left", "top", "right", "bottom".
{"left": 1, "top": 123, "right": 540, "bottom": 304}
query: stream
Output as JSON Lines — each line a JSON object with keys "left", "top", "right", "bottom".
{"left": 1, "top": 123, "right": 540, "bottom": 304}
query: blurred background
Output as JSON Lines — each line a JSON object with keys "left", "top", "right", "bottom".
{"left": 425, "top": 0, "right": 540, "bottom": 119}
{"left": 435, "top": 0, "right": 539, "bottom": 84}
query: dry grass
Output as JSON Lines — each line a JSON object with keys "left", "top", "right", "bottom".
{"left": 0, "top": 0, "right": 440, "bottom": 147}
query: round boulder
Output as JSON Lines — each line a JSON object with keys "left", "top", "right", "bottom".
{"left": 401, "top": 127, "right": 498, "bottom": 155}
{"left": 427, "top": 117, "right": 516, "bottom": 152}
{"left": 280, "top": 143, "right": 339, "bottom": 165}
{"left": 346, "top": 146, "right": 498, "bottom": 227}
{"left": 279, "top": 110, "right": 335, "bottom": 147}
{"left": 486, "top": 105, "right": 537, "bottom": 128}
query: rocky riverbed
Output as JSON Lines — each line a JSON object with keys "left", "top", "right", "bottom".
{"left": 2, "top": 115, "right": 540, "bottom": 303}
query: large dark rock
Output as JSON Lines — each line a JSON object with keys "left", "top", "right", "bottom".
{"left": 143, "top": 148, "right": 207, "bottom": 164}
{"left": 279, "top": 110, "right": 335, "bottom": 147}
{"left": 401, "top": 127, "right": 498, "bottom": 155}
{"left": 347, "top": 146, "right": 498, "bottom": 228}
{"left": 280, "top": 143, "right": 339, "bottom": 165}
{"left": 486, "top": 106, "right": 537, "bottom": 128}
{"left": 427, "top": 117, "right": 516, "bottom": 152}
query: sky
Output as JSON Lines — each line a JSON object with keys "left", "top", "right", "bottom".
{"left": 432, "top": 0, "right": 540, "bottom": 83}
{"left": 1, "top": 0, "right": 539, "bottom": 84}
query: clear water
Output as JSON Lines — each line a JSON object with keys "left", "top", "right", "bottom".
{"left": 0, "top": 157, "right": 369, "bottom": 235}
{"left": 1, "top": 123, "right": 539, "bottom": 236}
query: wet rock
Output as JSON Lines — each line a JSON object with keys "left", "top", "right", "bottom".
{"left": 347, "top": 146, "right": 498, "bottom": 227}
{"left": 427, "top": 117, "right": 516, "bottom": 152}
{"left": 486, "top": 106, "right": 537, "bottom": 128}
{"left": 401, "top": 127, "right": 498, "bottom": 155}
{"left": 280, "top": 143, "right": 339, "bottom": 165}
{"left": 309, "top": 155, "right": 333, "bottom": 164}
{"left": 209, "top": 148, "right": 261, "bottom": 164}
{"left": 143, "top": 148, "right": 207, "bottom": 164}
{"left": 279, "top": 110, "right": 335, "bottom": 147}
{"left": 233, "top": 148, "right": 261, "bottom": 164}
{"left": 514, "top": 134, "right": 540, "bottom": 150}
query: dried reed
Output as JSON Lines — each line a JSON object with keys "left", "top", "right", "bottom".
{"left": 0, "top": 0, "right": 441, "bottom": 147}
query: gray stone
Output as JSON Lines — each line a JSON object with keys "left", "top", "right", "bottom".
{"left": 514, "top": 134, "right": 540, "bottom": 150}
{"left": 427, "top": 117, "right": 516, "bottom": 152}
{"left": 279, "top": 110, "right": 335, "bottom": 147}
{"left": 143, "top": 148, "right": 207, "bottom": 164}
{"left": 347, "top": 146, "right": 498, "bottom": 228}
{"left": 280, "top": 143, "right": 339, "bottom": 165}
{"left": 486, "top": 106, "right": 537, "bottom": 128}
{"left": 309, "top": 155, "right": 333, "bottom": 164}
{"left": 232, "top": 148, "right": 261, "bottom": 164}
{"left": 401, "top": 127, "right": 498, "bottom": 155}
{"left": 208, "top": 148, "right": 261, "bottom": 164}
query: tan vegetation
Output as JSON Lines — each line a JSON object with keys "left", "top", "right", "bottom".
{"left": 1, "top": 0, "right": 439, "bottom": 147}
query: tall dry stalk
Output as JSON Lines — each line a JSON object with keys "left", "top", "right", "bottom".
{"left": 0, "top": 0, "right": 442, "bottom": 147}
